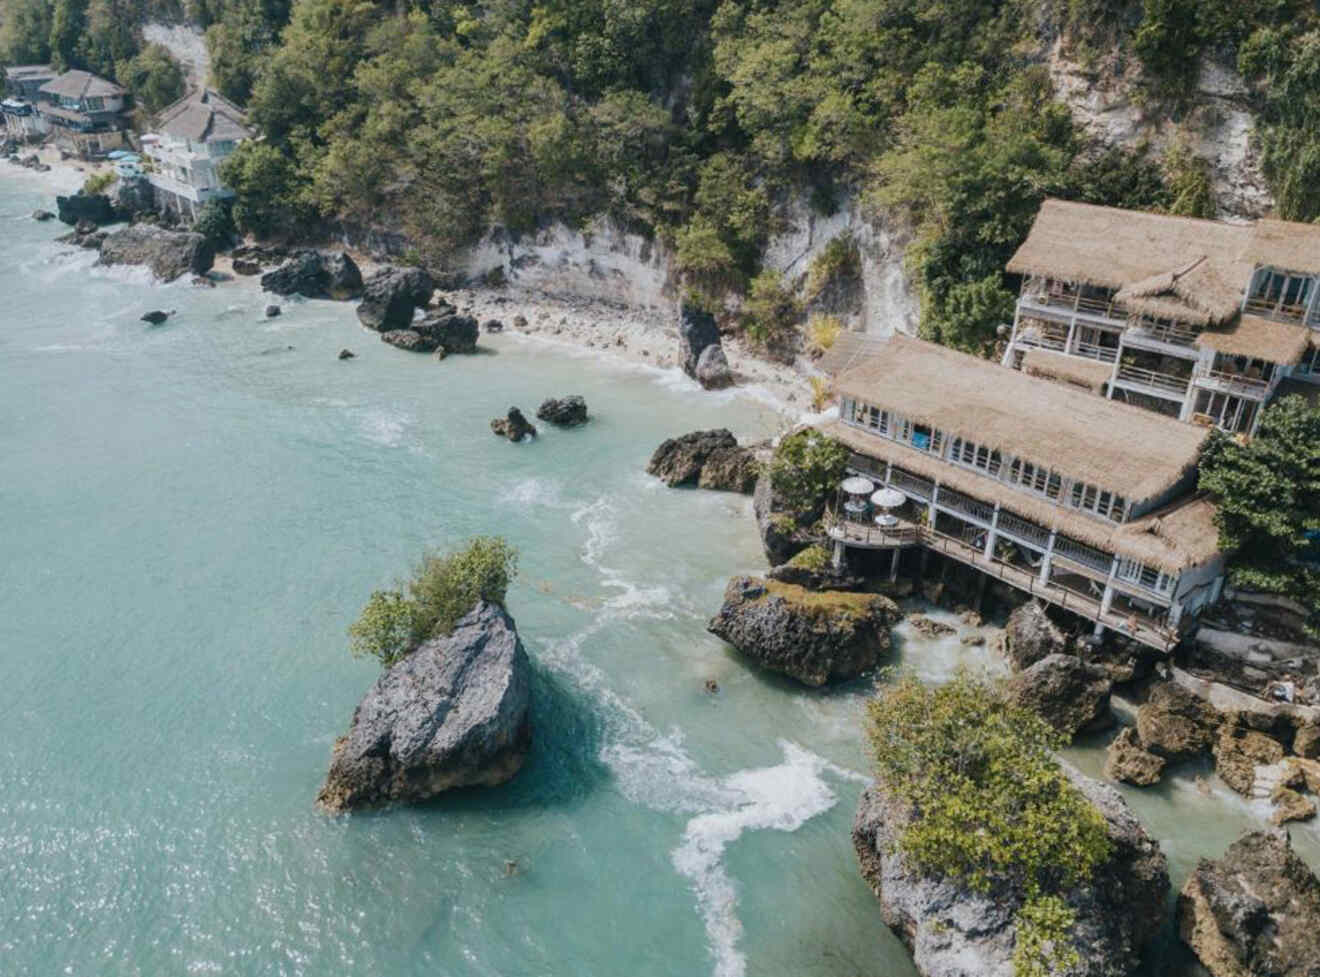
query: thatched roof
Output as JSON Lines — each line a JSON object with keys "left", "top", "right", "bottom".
{"left": 834, "top": 335, "right": 1209, "bottom": 503}
{"left": 1241, "top": 219, "right": 1320, "bottom": 276}
{"left": 39, "top": 69, "right": 123, "bottom": 100}
{"left": 1021, "top": 348, "right": 1113, "bottom": 394}
{"left": 816, "top": 330, "right": 893, "bottom": 377}
{"left": 154, "top": 88, "right": 251, "bottom": 144}
{"left": 1197, "top": 314, "right": 1311, "bottom": 364}
{"left": 825, "top": 420, "right": 1221, "bottom": 574}
{"left": 1008, "top": 200, "right": 1251, "bottom": 325}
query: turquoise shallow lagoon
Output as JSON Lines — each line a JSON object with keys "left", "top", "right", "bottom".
{"left": 1, "top": 170, "right": 1316, "bottom": 977}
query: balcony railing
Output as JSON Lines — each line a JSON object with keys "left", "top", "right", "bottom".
{"left": 1126, "top": 320, "right": 1201, "bottom": 348}
{"left": 935, "top": 486, "right": 995, "bottom": 526}
{"left": 1194, "top": 368, "right": 1270, "bottom": 399}
{"left": 1074, "top": 341, "right": 1119, "bottom": 363}
{"left": 890, "top": 469, "right": 935, "bottom": 502}
{"left": 1053, "top": 535, "right": 1114, "bottom": 576}
{"left": 1022, "top": 287, "right": 1128, "bottom": 322}
{"left": 1244, "top": 296, "right": 1307, "bottom": 324}
{"left": 1114, "top": 364, "right": 1191, "bottom": 397}
{"left": 996, "top": 512, "right": 1051, "bottom": 550}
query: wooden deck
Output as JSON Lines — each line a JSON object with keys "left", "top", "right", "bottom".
{"left": 832, "top": 515, "right": 1179, "bottom": 652}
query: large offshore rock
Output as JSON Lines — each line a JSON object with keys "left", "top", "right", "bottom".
{"left": 647, "top": 428, "right": 757, "bottom": 494}
{"left": 261, "top": 250, "right": 363, "bottom": 299}
{"left": 536, "top": 396, "right": 589, "bottom": 427}
{"left": 1136, "top": 681, "right": 1221, "bottom": 760}
{"left": 695, "top": 343, "right": 733, "bottom": 389}
{"left": 356, "top": 266, "right": 435, "bottom": 331}
{"left": 380, "top": 329, "right": 437, "bottom": 353}
{"left": 1178, "top": 831, "right": 1320, "bottom": 977}
{"left": 1005, "top": 653, "right": 1114, "bottom": 739}
{"left": 853, "top": 766, "right": 1169, "bottom": 977}
{"left": 707, "top": 575, "right": 899, "bottom": 686}
{"left": 55, "top": 190, "right": 116, "bottom": 226}
{"left": 98, "top": 225, "right": 214, "bottom": 282}
{"left": 490, "top": 407, "right": 536, "bottom": 442}
{"left": 414, "top": 311, "right": 478, "bottom": 354}
{"left": 1213, "top": 724, "right": 1286, "bottom": 796}
{"left": 1002, "top": 601, "right": 1068, "bottom": 671}
{"left": 317, "top": 602, "right": 531, "bottom": 812}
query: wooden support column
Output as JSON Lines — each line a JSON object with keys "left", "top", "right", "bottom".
{"left": 832, "top": 539, "right": 845, "bottom": 571}
{"left": 927, "top": 483, "right": 939, "bottom": 529}
{"left": 1099, "top": 557, "right": 1120, "bottom": 617}
{"left": 889, "top": 549, "right": 900, "bottom": 583}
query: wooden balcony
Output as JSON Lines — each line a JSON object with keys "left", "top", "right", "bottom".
{"left": 1193, "top": 368, "right": 1270, "bottom": 400}
{"left": 1244, "top": 296, "right": 1307, "bottom": 324}
{"left": 1113, "top": 363, "right": 1191, "bottom": 399}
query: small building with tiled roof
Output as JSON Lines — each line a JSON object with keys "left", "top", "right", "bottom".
{"left": 1000, "top": 199, "right": 1320, "bottom": 437}
{"left": 142, "top": 88, "right": 254, "bottom": 218}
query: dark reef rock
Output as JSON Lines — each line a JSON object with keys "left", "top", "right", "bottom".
{"left": 380, "top": 329, "right": 436, "bottom": 353}
{"left": 536, "top": 396, "right": 588, "bottom": 427}
{"left": 338, "top": 348, "right": 356, "bottom": 360}
{"left": 1005, "top": 653, "right": 1114, "bottom": 739}
{"left": 113, "top": 175, "right": 154, "bottom": 219}
{"left": 357, "top": 266, "right": 435, "bottom": 331}
{"left": 678, "top": 303, "right": 731, "bottom": 389}
{"left": 647, "top": 429, "right": 757, "bottom": 494}
{"left": 707, "top": 575, "right": 899, "bottom": 686}
{"left": 483, "top": 318, "right": 504, "bottom": 333}
{"left": 853, "top": 765, "right": 1169, "bottom": 977}
{"left": 317, "top": 602, "right": 531, "bottom": 812}
{"left": 140, "top": 310, "right": 171, "bottom": 325}
{"left": 55, "top": 190, "right": 116, "bottom": 227}
{"left": 232, "top": 258, "right": 262, "bottom": 276}
{"left": 265, "top": 304, "right": 281, "bottom": 318}
{"left": 32, "top": 209, "right": 53, "bottom": 221}
{"left": 98, "top": 225, "right": 214, "bottom": 282}
{"left": 1178, "top": 831, "right": 1320, "bottom": 977}
{"left": 491, "top": 407, "right": 536, "bottom": 442}
{"left": 414, "top": 311, "right": 478, "bottom": 354}
{"left": 260, "top": 250, "right": 362, "bottom": 299}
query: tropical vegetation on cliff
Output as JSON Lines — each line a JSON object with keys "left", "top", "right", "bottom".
{"left": 1199, "top": 395, "right": 1320, "bottom": 634}
{"left": 865, "top": 670, "right": 1111, "bottom": 977}
{"left": 349, "top": 536, "right": 519, "bottom": 666}
{"left": 5, "top": 0, "right": 1318, "bottom": 356}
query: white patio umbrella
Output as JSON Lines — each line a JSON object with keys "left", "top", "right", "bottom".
{"left": 840, "top": 475, "right": 875, "bottom": 496}
{"left": 870, "top": 487, "right": 905, "bottom": 510}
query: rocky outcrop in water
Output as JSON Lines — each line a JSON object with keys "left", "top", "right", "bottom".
{"left": 853, "top": 765, "right": 1169, "bottom": 977}
{"left": 55, "top": 191, "right": 116, "bottom": 226}
{"left": 113, "top": 175, "right": 154, "bottom": 219}
{"left": 140, "top": 310, "right": 171, "bottom": 325}
{"left": 380, "top": 329, "right": 433, "bottom": 353}
{"left": 414, "top": 311, "right": 478, "bottom": 354}
{"left": 1005, "top": 653, "right": 1114, "bottom": 738}
{"left": 491, "top": 407, "right": 536, "bottom": 442}
{"left": 707, "top": 575, "right": 899, "bottom": 686}
{"left": 646, "top": 429, "right": 758, "bottom": 494}
{"left": 260, "top": 250, "right": 363, "bottom": 299}
{"left": 1136, "top": 681, "right": 1220, "bottom": 761}
{"left": 752, "top": 467, "right": 814, "bottom": 567}
{"left": 678, "top": 304, "right": 732, "bottom": 389}
{"left": 32, "top": 209, "right": 53, "bottom": 221}
{"left": 317, "top": 601, "right": 532, "bottom": 812}
{"left": 1178, "top": 831, "right": 1320, "bottom": 977}
{"left": 1105, "top": 727, "right": 1166, "bottom": 786}
{"left": 357, "top": 266, "right": 435, "bottom": 331}
{"left": 1002, "top": 601, "right": 1068, "bottom": 670}
{"left": 536, "top": 396, "right": 588, "bottom": 427}
{"left": 98, "top": 226, "right": 214, "bottom": 282}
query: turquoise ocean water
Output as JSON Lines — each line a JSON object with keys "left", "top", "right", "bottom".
{"left": 1, "top": 169, "right": 1316, "bottom": 977}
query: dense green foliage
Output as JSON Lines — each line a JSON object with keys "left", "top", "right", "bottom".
{"left": 865, "top": 671, "right": 1112, "bottom": 977}
{"left": 1198, "top": 396, "right": 1320, "bottom": 634}
{"left": 193, "top": 198, "right": 235, "bottom": 247}
{"left": 769, "top": 428, "right": 849, "bottom": 516}
{"left": 116, "top": 42, "right": 185, "bottom": 113}
{"left": 10, "top": 0, "right": 1320, "bottom": 358}
{"left": 348, "top": 537, "right": 519, "bottom": 666}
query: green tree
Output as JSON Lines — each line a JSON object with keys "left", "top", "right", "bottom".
{"left": 1198, "top": 396, "right": 1320, "bottom": 632}
{"left": 193, "top": 198, "right": 236, "bottom": 248}
{"left": 768, "top": 428, "right": 849, "bottom": 516}
{"left": 743, "top": 268, "right": 801, "bottom": 358}
{"left": 0, "top": 0, "right": 53, "bottom": 66}
{"left": 348, "top": 537, "right": 520, "bottom": 667}
{"left": 220, "top": 141, "right": 312, "bottom": 237}
{"left": 866, "top": 671, "right": 1112, "bottom": 977}
{"left": 48, "top": 0, "right": 88, "bottom": 71}
{"left": 80, "top": 0, "right": 140, "bottom": 79}
{"left": 117, "top": 44, "right": 186, "bottom": 114}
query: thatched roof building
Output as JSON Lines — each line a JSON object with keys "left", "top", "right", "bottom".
{"left": 1006, "top": 200, "right": 1251, "bottom": 326}
{"left": 834, "top": 335, "right": 1208, "bottom": 504}
{"left": 154, "top": 88, "right": 252, "bottom": 145}
{"left": 1241, "top": 220, "right": 1320, "bottom": 277}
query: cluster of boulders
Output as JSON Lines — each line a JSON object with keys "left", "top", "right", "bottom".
{"left": 7, "top": 151, "right": 50, "bottom": 173}
{"left": 646, "top": 429, "right": 760, "bottom": 494}
{"left": 1103, "top": 668, "right": 1320, "bottom": 824}
{"left": 678, "top": 304, "right": 733, "bottom": 389}
{"left": 708, "top": 575, "right": 900, "bottom": 686}
{"left": 489, "top": 396, "right": 589, "bottom": 442}
{"left": 490, "top": 407, "right": 537, "bottom": 442}
{"left": 318, "top": 602, "right": 532, "bottom": 812}
{"left": 95, "top": 225, "right": 215, "bottom": 283}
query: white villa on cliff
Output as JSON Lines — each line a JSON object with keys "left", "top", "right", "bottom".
{"left": 142, "top": 88, "right": 252, "bottom": 219}
{"left": 820, "top": 334, "right": 1225, "bottom": 651}
{"left": 1000, "top": 200, "right": 1320, "bottom": 436}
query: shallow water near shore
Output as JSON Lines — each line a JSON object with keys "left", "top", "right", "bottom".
{"left": 1, "top": 174, "right": 1317, "bottom": 977}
